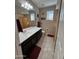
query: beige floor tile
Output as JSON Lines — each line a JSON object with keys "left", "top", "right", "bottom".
{"left": 37, "top": 34, "right": 54, "bottom": 59}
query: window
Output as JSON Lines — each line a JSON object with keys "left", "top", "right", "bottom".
{"left": 30, "top": 13, "right": 35, "bottom": 21}
{"left": 46, "top": 10, "right": 54, "bottom": 20}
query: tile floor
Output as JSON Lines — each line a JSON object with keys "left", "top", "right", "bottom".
{"left": 37, "top": 33, "right": 54, "bottom": 59}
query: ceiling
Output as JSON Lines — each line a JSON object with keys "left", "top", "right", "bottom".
{"left": 15, "top": 0, "right": 58, "bottom": 14}
{"left": 16, "top": 0, "right": 57, "bottom": 8}
{"left": 31, "top": 0, "right": 57, "bottom": 8}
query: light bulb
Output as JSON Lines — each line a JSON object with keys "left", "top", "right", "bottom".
{"left": 21, "top": 4, "right": 24, "bottom": 7}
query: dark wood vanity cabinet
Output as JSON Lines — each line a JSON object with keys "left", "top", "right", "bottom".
{"left": 20, "top": 29, "right": 42, "bottom": 59}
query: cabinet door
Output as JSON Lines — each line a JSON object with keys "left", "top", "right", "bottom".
{"left": 22, "top": 41, "right": 32, "bottom": 55}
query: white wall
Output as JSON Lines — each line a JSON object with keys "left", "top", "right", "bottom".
{"left": 54, "top": 20, "right": 64, "bottom": 59}
{"left": 15, "top": 22, "right": 23, "bottom": 59}
{"left": 39, "top": 5, "right": 57, "bottom": 34}
{"left": 54, "top": 1, "right": 64, "bottom": 59}
{"left": 56, "top": 0, "right": 61, "bottom": 9}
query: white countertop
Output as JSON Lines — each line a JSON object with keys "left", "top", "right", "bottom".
{"left": 19, "top": 26, "right": 42, "bottom": 44}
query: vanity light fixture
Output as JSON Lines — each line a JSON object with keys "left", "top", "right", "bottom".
{"left": 21, "top": 1, "right": 33, "bottom": 10}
